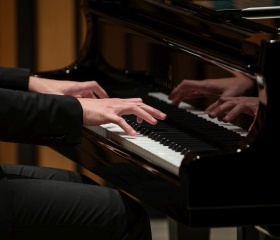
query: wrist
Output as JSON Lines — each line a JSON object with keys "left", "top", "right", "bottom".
{"left": 28, "top": 75, "right": 39, "bottom": 92}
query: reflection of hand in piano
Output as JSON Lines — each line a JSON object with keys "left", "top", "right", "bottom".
{"left": 168, "top": 68, "right": 256, "bottom": 106}
{"left": 205, "top": 96, "right": 259, "bottom": 124}
{"left": 148, "top": 92, "right": 248, "bottom": 137}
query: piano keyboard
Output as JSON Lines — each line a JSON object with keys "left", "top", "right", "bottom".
{"left": 148, "top": 92, "right": 247, "bottom": 137}
{"left": 86, "top": 92, "right": 248, "bottom": 176}
{"left": 86, "top": 123, "right": 184, "bottom": 176}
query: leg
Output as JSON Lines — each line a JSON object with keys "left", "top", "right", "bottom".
{"left": 1, "top": 164, "right": 152, "bottom": 240}
{"left": 0, "top": 164, "right": 92, "bottom": 183}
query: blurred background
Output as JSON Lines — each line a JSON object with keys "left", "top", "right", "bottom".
{"left": 0, "top": 0, "right": 91, "bottom": 176}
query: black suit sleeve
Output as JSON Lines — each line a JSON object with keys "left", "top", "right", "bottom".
{"left": 0, "top": 66, "right": 29, "bottom": 91}
{"left": 0, "top": 67, "right": 83, "bottom": 146}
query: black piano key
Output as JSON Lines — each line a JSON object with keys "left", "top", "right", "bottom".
{"left": 124, "top": 115, "right": 217, "bottom": 153}
{"left": 123, "top": 100, "right": 239, "bottom": 152}
{"left": 142, "top": 96, "right": 245, "bottom": 148}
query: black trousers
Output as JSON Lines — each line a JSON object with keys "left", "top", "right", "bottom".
{"left": 0, "top": 164, "right": 152, "bottom": 240}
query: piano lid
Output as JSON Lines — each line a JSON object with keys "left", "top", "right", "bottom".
{"left": 172, "top": 0, "right": 280, "bottom": 31}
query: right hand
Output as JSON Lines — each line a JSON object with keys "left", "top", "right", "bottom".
{"left": 168, "top": 71, "right": 255, "bottom": 106}
{"left": 77, "top": 97, "right": 167, "bottom": 136}
{"left": 205, "top": 96, "right": 258, "bottom": 123}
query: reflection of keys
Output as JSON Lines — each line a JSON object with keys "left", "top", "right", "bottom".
{"left": 86, "top": 124, "right": 184, "bottom": 176}
{"left": 148, "top": 92, "right": 248, "bottom": 137}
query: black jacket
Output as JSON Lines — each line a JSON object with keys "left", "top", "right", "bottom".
{"left": 0, "top": 66, "right": 84, "bottom": 234}
{"left": 0, "top": 66, "right": 83, "bottom": 146}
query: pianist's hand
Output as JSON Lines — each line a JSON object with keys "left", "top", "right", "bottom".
{"left": 28, "top": 76, "right": 109, "bottom": 99}
{"left": 168, "top": 71, "right": 255, "bottom": 106}
{"left": 205, "top": 96, "right": 258, "bottom": 123}
{"left": 77, "top": 97, "right": 167, "bottom": 136}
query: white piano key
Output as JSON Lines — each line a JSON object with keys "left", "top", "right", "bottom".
{"left": 86, "top": 124, "right": 184, "bottom": 176}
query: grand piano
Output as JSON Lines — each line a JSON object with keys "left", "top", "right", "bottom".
{"left": 35, "top": 0, "right": 280, "bottom": 239}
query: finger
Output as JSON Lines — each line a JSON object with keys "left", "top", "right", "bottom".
{"left": 117, "top": 105, "right": 159, "bottom": 126}
{"left": 136, "top": 116, "right": 144, "bottom": 124}
{"left": 217, "top": 113, "right": 227, "bottom": 122}
{"left": 204, "top": 97, "right": 227, "bottom": 114}
{"left": 136, "top": 104, "right": 167, "bottom": 121}
{"left": 122, "top": 98, "right": 143, "bottom": 103}
{"left": 132, "top": 107, "right": 159, "bottom": 125}
{"left": 222, "top": 105, "right": 245, "bottom": 122}
{"left": 205, "top": 101, "right": 221, "bottom": 114}
{"left": 93, "top": 87, "right": 109, "bottom": 98}
{"left": 207, "top": 101, "right": 232, "bottom": 119}
{"left": 81, "top": 82, "right": 109, "bottom": 98}
{"left": 114, "top": 117, "right": 137, "bottom": 136}
{"left": 82, "top": 91, "right": 97, "bottom": 99}
{"left": 169, "top": 88, "right": 179, "bottom": 100}
{"left": 171, "top": 96, "right": 183, "bottom": 106}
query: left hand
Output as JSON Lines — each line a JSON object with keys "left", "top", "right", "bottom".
{"left": 28, "top": 76, "right": 109, "bottom": 99}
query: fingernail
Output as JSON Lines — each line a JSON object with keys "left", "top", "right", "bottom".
{"left": 223, "top": 116, "right": 229, "bottom": 122}
{"left": 209, "top": 111, "right": 216, "bottom": 117}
